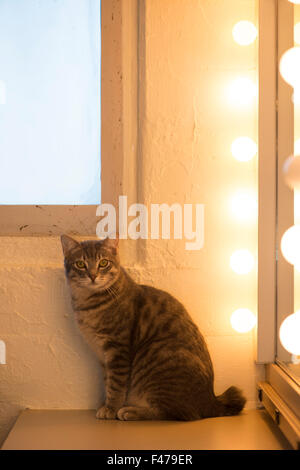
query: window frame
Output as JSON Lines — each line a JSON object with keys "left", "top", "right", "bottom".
{"left": 0, "top": 0, "right": 139, "bottom": 236}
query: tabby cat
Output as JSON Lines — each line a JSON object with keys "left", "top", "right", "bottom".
{"left": 61, "top": 234, "right": 246, "bottom": 421}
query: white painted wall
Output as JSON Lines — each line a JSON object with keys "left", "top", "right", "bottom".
{"left": 0, "top": 0, "right": 264, "bottom": 446}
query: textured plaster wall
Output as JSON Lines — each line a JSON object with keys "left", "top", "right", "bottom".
{"left": 0, "top": 0, "right": 263, "bottom": 446}
{"left": 136, "top": 0, "right": 262, "bottom": 409}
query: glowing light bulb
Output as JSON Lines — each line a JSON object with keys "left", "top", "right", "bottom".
{"left": 232, "top": 21, "right": 258, "bottom": 46}
{"left": 230, "top": 190, "right": 257, "bottom": 221}
{"left": 283, "top": 155, "right": 300, "bottom": 190}
{"left": 230, "top": 250, "right": 254, "bottom": 274}
{"left": 288, "top": 0, "right": 300, "bottom": 4}
{"left": 231, "top": 137, "right": 257, "bottom": 162}
{"left": 279, "top": 311, "right": 300, "bottom": 355}
{"left": 281, "top": 224, "right": 300, "bottom": 267}
{"left": 230, "top": 308, "right": 256, "bottom": 333}
{"left": 294, "top": 23, "right": 300, "bottom": 45}
{"left": 227, "top": 77, "right": 257, "bottom": 107}
{"left": 279, "top": 47, "right": 300, "bottom": 87}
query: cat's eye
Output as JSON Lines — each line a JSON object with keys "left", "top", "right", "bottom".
{"left": 99, "top": 259, "right": 109, "bottom": 268}
{"left": 75, "top": 260, "right": 86, "bottom": 269}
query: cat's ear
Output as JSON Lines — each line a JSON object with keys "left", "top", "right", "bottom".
{"left": 101, "top": 232, "right": 119, "bottom": 250}
{"left": 61, "top": 234, "right": 80, "bottom": 256}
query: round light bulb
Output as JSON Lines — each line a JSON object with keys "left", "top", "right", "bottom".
{"left": 230, "top": 190, "right": 258, "bottom": 222}
{"left": 232, "top": 21, "right": 258, "bottom": 46}
{"left": 279, "top": 47, "right": 300, "bottom": 87}
{"left": 227, "top": 77, "right": 257, "bottom": 107}
{"left": 288, "top": 0, "right": 300, "bottom": 4}
{"left": 279, "top": 311, "right": 300, "bottom": 355}
{"left": 231, "top": 309, "right": 257, "bottom": 333}
{"left": 283, "top": 155, "right": 300, "bottom": 190}
{"left": 231, "top": 137, "right": 257, "bottom": 162}
{"left": 230, "top": 250, "right": 254, "bottom": 274}
{"left": 281, "top": 224, "right": 300, "bottom": 267}
{"left": 294, "top": 23, "right": 300, "bottom": 45}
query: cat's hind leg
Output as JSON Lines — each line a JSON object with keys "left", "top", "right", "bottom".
{"left": 117, "top": 406, "right": 165, "bottom": 421}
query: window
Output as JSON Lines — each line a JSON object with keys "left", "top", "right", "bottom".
{"left": 0, "top": 0, "right": 101, "bottom": 205}
{"left": 0, "top": 0, "right": 129, "bottom": 236}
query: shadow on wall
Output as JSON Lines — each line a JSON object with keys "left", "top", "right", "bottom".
{"left": 0, "top": 403, "right": 22, "bottom": 446}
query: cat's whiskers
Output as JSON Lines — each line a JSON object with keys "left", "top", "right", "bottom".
{"left": 106, "top": 285, "right": 118, "bottom": 300}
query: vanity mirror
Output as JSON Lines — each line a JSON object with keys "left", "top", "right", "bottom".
{"left": 258, "top": 0, "right": 300, "bottom": 449}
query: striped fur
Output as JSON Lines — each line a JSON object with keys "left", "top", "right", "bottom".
{"left": 61, "top": 235, "right": 246, "bottom": 421}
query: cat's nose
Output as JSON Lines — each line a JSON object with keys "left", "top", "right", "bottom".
{"left": 89, "top": 273, "right": 97, "bottom": 282}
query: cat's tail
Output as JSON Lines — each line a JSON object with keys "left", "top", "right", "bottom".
{"left": 211, "top": 386, "right": 246, "bottom": 417}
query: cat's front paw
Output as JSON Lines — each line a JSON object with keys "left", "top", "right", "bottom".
{"left": 96, "top": 405, "right": 117, "bottom": 420}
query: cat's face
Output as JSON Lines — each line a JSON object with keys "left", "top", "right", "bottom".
{"left": 61, "top": 235, "right": 120, "bottom": 292}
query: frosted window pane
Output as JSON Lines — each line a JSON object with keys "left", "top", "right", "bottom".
{"left": 0, "top": 0, "right": 101, "bottom": 204}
